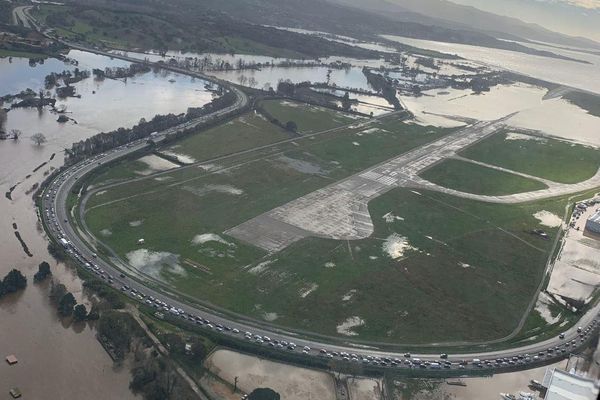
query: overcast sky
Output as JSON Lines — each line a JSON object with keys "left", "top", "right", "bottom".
{"left": 448, "top": 0, "right": 600, "bottom": 43}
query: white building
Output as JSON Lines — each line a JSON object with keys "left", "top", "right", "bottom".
{"left": 542, "top": 368, "right": 599, "bottom": 400}
{"left": 585, "top": 210, "right": 600, "bottom": 234}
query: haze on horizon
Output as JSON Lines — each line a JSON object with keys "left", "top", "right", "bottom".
{"left": 448, "top": 0, "right": 600, "bottom": 43}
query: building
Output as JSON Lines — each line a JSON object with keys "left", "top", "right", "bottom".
{"left": 542, "top": 368, "right": 599, "bottom": 400}
{"left": 585, "top": 210, "right": 600, "bottom": 234}
{"left": 5, "top": 355, "right": 18, "bottom": 365}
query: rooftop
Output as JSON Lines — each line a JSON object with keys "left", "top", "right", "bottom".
{"left": 543, "top": 368, "right": 599, "bottom": 400}
{"left": 5, "top": 355, "right": 18, "bottom": 365}
{"left": 588, "top": 210, "right": 600, "bottom": 224}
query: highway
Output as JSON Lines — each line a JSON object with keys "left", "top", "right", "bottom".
{"left": 23, "top": 6, "right": 600, "bottom": 374}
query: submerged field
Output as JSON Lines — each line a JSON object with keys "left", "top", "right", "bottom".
{"left": 460, "top": 131, "right": 600, "bottom": 184}
{"left": 420, "top": 158, "right": 548, "bottom": 195}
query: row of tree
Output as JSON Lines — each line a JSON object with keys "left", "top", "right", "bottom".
{"left": 49, "top": 281, "right": 95, "bottom": 321}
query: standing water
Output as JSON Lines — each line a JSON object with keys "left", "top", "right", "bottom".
{"left": 0, "top": 49, "right": 214, "bottom": 398}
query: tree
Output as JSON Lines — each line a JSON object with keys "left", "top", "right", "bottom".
{"left": 10, "top": 129, "right": 22, "bottom": 140}
{"left": 189, "top": 338, "right": 206, "bottom": 361}
{"left": 247, "top": 77, "right": 258, "bottom": 88}
{"left": 49, "top": 281, "right": 67, "bottom": 301}
{"left": 31, "top": 132, "right": 47, "bottom": 146}
{"left": 248, "top": 388, "right": 281, "bottom": 400}
{"left": 58, "top": 292, "right": 77, "bottom": 316}
{"left": 285, "top": 120, "right": 297, "bottom": 133}
{"left": 34, "top": 261, "right": 52, "bottom": 282}
{"left": 98, "top": 312, "right": 136, "bottom": 356}
{"left": 163, "top": 333, "right": 185, "bottom": 354}
{"left": 73, "top": 304, "right": 88, "bottom": 321}
{"left": 341, "top": 91, "right": 352, "bottom": 111}
{"left": 2, "top": 269, "right": 27, "bottom": 294}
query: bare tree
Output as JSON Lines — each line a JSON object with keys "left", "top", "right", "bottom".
{"left": 31, "top": 132, "right": 47, "bottom": 146}
{"left": 247, "top": 77, "right": 258, "bottom": 88}
{"left": 10, "top": 129, "right": 22, "bottom": 140}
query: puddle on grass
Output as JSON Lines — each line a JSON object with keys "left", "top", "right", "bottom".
{"left": 299, "top": 283, "right": 318, "bottom": 298}
{"left": 382, "top": 233, "right": 418, "bottom": 259}
{"left": 125, "top": 249, "right": 187, "bottom": 280}
{"left": 533, "top": 211, "right": 563, "bottom": 228}
{"left": 183, "top": 184, "right": 244, "bottom": 197}
{"left": 504, "top": 132, "right": 547, "bottom": 142}
{"left": 192, "top": 233, "right": 234, "bottom": 246}
{"left": 277, "top": 155, "right": 328, "bottom": 175}
{"left": 336, "top": 316, "right": 365, "bottom": 336}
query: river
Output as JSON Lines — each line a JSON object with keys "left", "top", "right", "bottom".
{"left": 0, "top": 49, "right": 214, "bottom": 399}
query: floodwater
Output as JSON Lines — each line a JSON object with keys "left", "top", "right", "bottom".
{"left": 205, "top": 349, "right": 337, "bottom": 400}
{"left": 112, "top": 49, "right": 389, "bottom": 91}
{"left": 2, "top": 51, "right": 214, "bottom": 152}
{"left": 382, "top": 35, "right": 600, "bottom": 95}
{"left": 209, "top": 64, "right": 373, "bottom": 91}
{"left": 0, "top": 48, "right": 213, "bottom": 399}
{"left": 400, "top": 83, "right": 600, "bottom": 147}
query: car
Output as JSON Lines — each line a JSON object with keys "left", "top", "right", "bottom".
{"left": 440, "top": 353, "right": 448, "bottom": 359}
{"left": 559, "top": 333, "right": 565, "bottom": 339}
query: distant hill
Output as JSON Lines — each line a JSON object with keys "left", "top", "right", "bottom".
{"left": 332, "top": 0, "right": 600, "bottom": 50}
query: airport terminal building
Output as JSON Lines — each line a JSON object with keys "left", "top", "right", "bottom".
{"left": 586, "top": 211, "right": 600, "bottom": 234}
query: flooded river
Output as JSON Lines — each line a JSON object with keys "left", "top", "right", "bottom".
{"left": 0, "top": 49, "right": 214, "bottom": 399}
{"left": 382, "top": 35, "right": 600, "bottom": 95}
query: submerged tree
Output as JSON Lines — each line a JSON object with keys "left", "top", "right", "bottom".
{"left": 10, "top": 129, "right": 22, "bottom": 140}
{"left": 31, "top": 132, "right": 47, "bottom": 146}
{"left": 73, "top": 304, "right": 88, "bottom": 321}
{"left": 34, "top": 261, "right": 52, "bottom": 282}
{"left": 58, "top": 292, "right": 77, "bottom": 316}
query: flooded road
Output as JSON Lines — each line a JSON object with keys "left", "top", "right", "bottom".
{"left": 0, "top": 49, "right": 214, "bottom": 399}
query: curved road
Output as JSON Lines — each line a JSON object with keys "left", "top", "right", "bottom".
{"left": 24, "top": 7, "right": 600, "bottom": 373}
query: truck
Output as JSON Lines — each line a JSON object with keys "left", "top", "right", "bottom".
{"left": 59, "top": 238, "right": 69, "bottom": 247}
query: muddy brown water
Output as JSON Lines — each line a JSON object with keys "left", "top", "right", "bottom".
{"left": 0, "top": 51, "right": 197, "bottom": 399}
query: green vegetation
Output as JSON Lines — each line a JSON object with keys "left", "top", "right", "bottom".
{"left": 33, "top": 3, "right": 379, "bottom": 59}
{"left": 0, "top": 269, "right": 27, "bottom": 297}
{"left": 563, "top": 91, "right": 600, "bottom": 118}
{"left": 420, "top": 159, "right": 547, "bottom": 195}
{"left": 460, "top": 131, "right": 600, "bottom": 184}
{"left": 260, "top": 100, "right": 360, "bottom": 133}
{"left": 33, "top": 261, "right": 52, "bottom": 282}
{"left": 0, "top": 49, "right": 49, "bottom": 59}
{"left": 169, "top": 112, "right": 290, "bottom": 161}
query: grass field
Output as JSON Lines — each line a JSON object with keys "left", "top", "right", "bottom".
{"left": 260, "top": 100, "right": 361, "bottom": 133}
{"left": 0, "top": 49, "right": 49, "bottom": 58}
{"left": 420, "top": 159, "right": 548, "bottom": 195}
{"left": 460, "top": 131, "right": 600, "bottom": 184}
{"left": 80, "top": 102, "right": 575, "bottom": 342}
{"left": 166, "top": 112, "right": 290, "bottom": 162}
{"left": 86, "top": 183, "right": 569, "bottom": 343}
